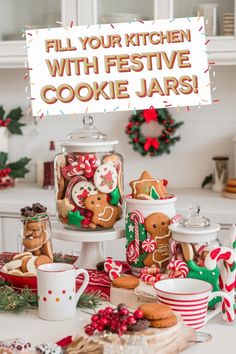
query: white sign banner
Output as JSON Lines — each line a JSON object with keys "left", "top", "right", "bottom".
{"left": 26, "top": 17, "right": 211, "bottom": 116}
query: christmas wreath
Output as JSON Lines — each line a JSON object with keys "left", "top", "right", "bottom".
{"left": 125, "top": 106, "right": 183, "bottom": 157}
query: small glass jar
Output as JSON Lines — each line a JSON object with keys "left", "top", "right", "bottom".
{"left": 55, "top": 116, "right": 123, "bottom": 231}
{"left": 20, "top": 204, "right": 53, "bottom": 260}
{"left": 169, "top": 204, "right": 220, "bottom": 267}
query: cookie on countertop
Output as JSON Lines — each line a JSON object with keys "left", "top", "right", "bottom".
{"left": 112, "top": 275, "right": 139, "bottom": 289}
{"left": 138, "top": 303, "right": 173, "bottom": 320}
{"left": 226, "top": 178, "right": 236, "bottom": 187}
{"left": 0, "top": 338, "right": 31, "bottom": 354}
{"left": 35, "top": 342, "right": 63, "bottom": 354}
{"left": 150, "top": 313, "right": 177, "bottom": 328}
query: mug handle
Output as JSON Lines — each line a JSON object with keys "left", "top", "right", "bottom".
{"left": 75, "top": 268, "right": 89, "bottom": 304}
{"left": 205, "top": 290, "right": 233, "bottom": 323}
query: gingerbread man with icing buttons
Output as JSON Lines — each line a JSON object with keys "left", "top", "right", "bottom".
{"left": 143, "top": 212, "right": 171, "bottom": 270}
{"left": 84, "top": 193, "right": 121, "bottom": 229}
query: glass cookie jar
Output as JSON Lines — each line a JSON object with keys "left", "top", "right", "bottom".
{"left": 169, "top": 204, "right": 220, "bottom": 267}
{"left": 20, "top": 203, "right": 53, "bottom": 260}
{"left": 55, "top": 116, "right": 123, "bottom": 231}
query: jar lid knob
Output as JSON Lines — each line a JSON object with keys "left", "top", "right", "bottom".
{"left": 67, "top": 115, "right": 107, "bottom": 141}
{"left": 83, "top": 115, "right": 93, "bottom": 126}
{"left": 180, "top": 203, "right": 211, "bottom": 228}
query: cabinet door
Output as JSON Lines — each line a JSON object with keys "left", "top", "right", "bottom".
{"left": 1, "top": 217, "right": 21, "bottom": 252}
{"left": 0, "top": 0, "right": 78, "bottom": 68}
{"left": 77, "top": 0, "right": 157, "bottom": 25}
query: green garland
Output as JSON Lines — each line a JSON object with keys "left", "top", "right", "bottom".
{"left": 0, "top": 284, "right": 102, "bottom": 314}
{"left": 125, "top": 107, "right": 183, "bottom": 157}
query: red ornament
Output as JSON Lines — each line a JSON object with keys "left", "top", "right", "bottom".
{"left": 143, "top": 106, "right": 158, "bottom": 123}
{"left": 144, "top": 137, "right": 159, "bottom": 151}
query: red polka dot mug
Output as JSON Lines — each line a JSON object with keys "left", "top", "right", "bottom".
{"left": 36, "top": 263, "right": 89, "bottom": 321}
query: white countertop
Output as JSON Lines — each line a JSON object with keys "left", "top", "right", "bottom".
{"left": 0, "top": 183, "right": 236, "bottom": 224}
{"left": 0, "top": 307, "right": 235, "bottom": 354}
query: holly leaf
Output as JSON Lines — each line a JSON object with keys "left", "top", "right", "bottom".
{"left": 8, "top": 157, "right": 31, "bottom": 178}
{"left": 201, "top": 174, "right": 213, "bottom": 188}
{"left": 0, "top": 152, "right": 8, "bottom": 168}
{"left": 0, "top": 106, "right": 5, "bottom": 120}
{"left": 7, "top": 107, "right": 23, "bottom": 121}
{"left": 7, "top": 120, "right": 25, "bottom": 135}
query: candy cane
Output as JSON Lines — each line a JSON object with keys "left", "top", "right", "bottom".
{"left": 167, "top": 259, "right": 189, "bottom": 278}
{"left": 141, "top": 265, "right": 161, "bottom": 275}
{"left": 205, "top": 246, "right": 236, "bottom": 322}
{"left": 140, "top": 273, "right": 156, "bottom": 285}
{"left": 130, "top": 211, "right": 145, "bottom": 262}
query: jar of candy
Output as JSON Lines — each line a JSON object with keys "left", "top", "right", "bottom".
{"left": 169, "top": 204, "right": 220, "bottom": 267}
{"left": 20, "top": 203, "right": 53, "bottom": 261}
{"left": 55, "top": 116, "right": 123, "bottom": 230}
{"left": 125, "top": 171, "right": 177, "bottom": 275}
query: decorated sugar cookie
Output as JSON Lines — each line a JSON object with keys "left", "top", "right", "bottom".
{"left": 71, "top": 181, "right": 97, "bottom": 208}
{"left": 66, "top": 176, "right": 97, "bottom": 208}
{"left": 94, "top": 163, "right": 117, "bottom": 194}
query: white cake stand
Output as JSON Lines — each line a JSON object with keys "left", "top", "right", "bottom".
{"left": 52, "top": 221, "right": 125, "bottom": 269}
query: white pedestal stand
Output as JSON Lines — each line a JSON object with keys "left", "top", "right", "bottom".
{"left": 52, "top": 221, "right": 125, "bottom": 269}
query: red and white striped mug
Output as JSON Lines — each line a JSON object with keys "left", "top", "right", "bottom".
{"left": 154, "top": 278, "right": 232, "bottom": 330}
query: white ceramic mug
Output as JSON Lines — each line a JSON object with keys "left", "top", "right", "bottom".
{"left": 37, "top": 263, "right": 89, "bottom": 321}
{"left": 154, "top": 278, "right": 232, "bottom": 330}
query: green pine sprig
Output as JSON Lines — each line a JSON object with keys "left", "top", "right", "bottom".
{"left": 0, "top": 286, "right": 38, "bottom": 314}
{"left": 0, "top": 106, "right": 25, "bottom": 135}
{"left": 77, "top": 291, "right": 102, "bottom": 309}
{"left": 0, "top": 284, "right": 102, "bottom": 314}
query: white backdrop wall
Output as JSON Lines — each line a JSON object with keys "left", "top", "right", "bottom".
{"left": 0, "top": 66, "right": 236, "bottom": 190}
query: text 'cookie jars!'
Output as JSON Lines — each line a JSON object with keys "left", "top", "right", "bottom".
{"left": 125, "top": 171, "right": 177, "bottom": 276}
{"left": 169, "top": 204, "right": 221, "bottom": 307}
{"left": 20, "top": 203, "right": 53, "bottom": 261}
{"left": 55, "top": 116, "right": 123, "bottom": 230}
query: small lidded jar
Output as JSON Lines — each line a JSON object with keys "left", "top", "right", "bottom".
{"left": 169, "top": 204, "right": 220, "bottom": 267}
{"left": 55, "top": 116, "right": 123, "bottom": 230}
{"left": 20, "top": 203, "right": 53, "bottom": 260}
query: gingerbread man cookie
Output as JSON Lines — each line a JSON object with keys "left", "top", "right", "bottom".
{"left": 84, "top": 193, "right": 121, "bottom": 229}
{"left": 143, "top": 212, "right": 170, "bottom": 269}
{"left": 129, "top": 171, "right": 168, "bottom": 199}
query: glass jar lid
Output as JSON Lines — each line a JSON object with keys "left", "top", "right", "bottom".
{"left": 180, "top": 203, "right": 210, "bottom": 228}
{"left": 59, "top": 115, "right": 118, "bottom": 151}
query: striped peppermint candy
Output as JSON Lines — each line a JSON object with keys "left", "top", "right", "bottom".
{"left": 167, "top": 259, "right": 189, "bottom": 278}
{"left": 141, "top": 239, "right": 157, "bottom": 253}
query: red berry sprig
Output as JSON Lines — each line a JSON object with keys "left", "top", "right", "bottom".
{"left": 84, "top": 304, "right": 144, "bottom": 337}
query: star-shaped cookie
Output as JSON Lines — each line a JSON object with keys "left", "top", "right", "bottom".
{"left": 68, "top": 211, "right": 85, "bottom": 228}
{"left": 129, "top": 171, "right": 167, "bottom": 199}
{"left": 57, "top": 198, "right": 74, "bottom": 218}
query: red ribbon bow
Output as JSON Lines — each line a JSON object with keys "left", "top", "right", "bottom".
{"left": 143, "top": 106, "right": 158, "bottom": 123}
{"left": 144, "top": 137, "right": 159, "bottom": 152}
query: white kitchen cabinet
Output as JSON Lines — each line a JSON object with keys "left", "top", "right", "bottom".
{"left": 1, "top": 0, "right": 236, "bottom": 67}
{"left": 0, "top": 0, "right": 78, "bottom": 68}
{"left": 77, "top": 0, "right": 236, "bottom": 65}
